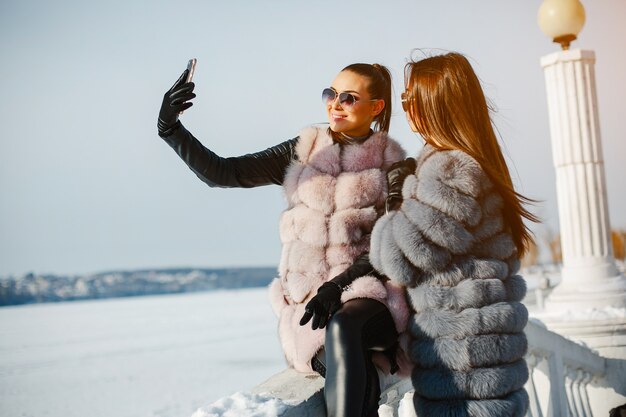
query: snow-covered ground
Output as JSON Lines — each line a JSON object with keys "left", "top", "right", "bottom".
{"left": 3, "top": 268, "right": 625, "bottom": 417}
{"left": 0, "top": 288, "right": 285, "bottom": 417}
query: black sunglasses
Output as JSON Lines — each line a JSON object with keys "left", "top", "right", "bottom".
{"left": 322, "top": 88, "right": 378, "bottom": 109}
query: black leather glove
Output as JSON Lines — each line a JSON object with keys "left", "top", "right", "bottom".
{"left": 299, "top": 253, "right": 378, "bottom": 330}
{"left": 299, "top": 282, "right": 343, "bottom": 330}
{"left": 157, "top": 69, "right": 196, "bottom": 137}
{"left": 385, "top": 157, "right": 416, "bottom": 213}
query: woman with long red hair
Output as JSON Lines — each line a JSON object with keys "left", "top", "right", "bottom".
{"left": 370, "top": 52, "right": 537, "bottom": 416}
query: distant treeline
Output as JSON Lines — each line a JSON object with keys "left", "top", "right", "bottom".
{"left": 0, "top": 267, "right": 277, "bottom": 307}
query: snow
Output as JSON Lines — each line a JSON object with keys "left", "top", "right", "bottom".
{"left": 551, "top": 306, "right": 626, "bottom": 321}
{"left": 0, "top": 285, "right": 419, "bottom": 417}
{"left": 192, "top": 386, "right": 419, "bottom": 417}
{"left": 0, "top": 288, "right": 284, "bottom": 417}
{"left": 191, "top": 392, "right": 291, "bottom": 417}
{"left": 3, "top": 270, "right": 623, "bottom": 417}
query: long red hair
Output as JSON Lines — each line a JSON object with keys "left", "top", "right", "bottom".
{"left": 404, "top": 52, "right": 538, "bottom": 256}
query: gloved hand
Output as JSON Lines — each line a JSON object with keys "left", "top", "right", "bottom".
{"left": 157, "top": 69, "right": 196, "bottom": 136}
{"left": 385, "top": 157, "right": 416, "bottom": 213}
{"left": 299, "top": 282, "right": 343, "bottom": 330}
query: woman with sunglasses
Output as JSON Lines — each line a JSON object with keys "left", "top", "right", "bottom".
{"left": 157, "top": 63, "right": 410, "bottom": 417}
{"left": 369, "top": 52, "right": 536, "bottom": 416}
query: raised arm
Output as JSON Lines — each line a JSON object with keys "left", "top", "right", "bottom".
{"left": 160, "top": 124, "right": 297, "bottom": 188}
{"left": 157, "top": 67, "right": 297, "bottom": 188}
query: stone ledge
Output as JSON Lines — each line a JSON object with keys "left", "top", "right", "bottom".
{"left": 251, "top": 368, "right": 325, "bottom": 417}
{"left": 250, "top": 367, "right": 415, "bottom": 416}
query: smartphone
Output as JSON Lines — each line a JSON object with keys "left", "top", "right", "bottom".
{"left": 186, "top": 58, "right": 197, "bottom": 83}
{"left": 179, "top": 59, "right": 197, "bottom": 115}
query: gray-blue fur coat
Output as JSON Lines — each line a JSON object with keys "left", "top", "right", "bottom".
{"left": 370, "top": 144, "right": 529, "bottom": 417}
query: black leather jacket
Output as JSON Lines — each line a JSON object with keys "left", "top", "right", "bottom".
{"left": 159, "top": 122, "right": 381, "bottom": 281}
{"left": 160, "top": 122, "right": 298, "bottom": 188}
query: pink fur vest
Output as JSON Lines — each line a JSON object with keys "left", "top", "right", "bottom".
{"left": 268, "top": 126, "right": 410, "bottom": 373}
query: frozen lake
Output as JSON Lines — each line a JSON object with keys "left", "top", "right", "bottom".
{"left": 0, "top": 288, "right": 285, "bottom": 417}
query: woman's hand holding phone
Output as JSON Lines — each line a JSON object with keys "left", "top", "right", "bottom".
{"left": 157, "top": 59, "right": 197, "bottom": 136}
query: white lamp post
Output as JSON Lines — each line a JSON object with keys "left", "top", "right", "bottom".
{"left": 535, "top": 5, "right": 626, "bottom": 415}
{"left": 538, "top": 0, "right": 626, "bottom": 357}
{"left": 538, "top": 0, "right": 625, "bottom": 309}
{"left": 537, "top": 0, "right": 626, "bottom": 357}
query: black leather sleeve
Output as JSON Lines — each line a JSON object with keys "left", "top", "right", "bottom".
{"left": 159, "top": 122, "right": 298, "bottom": 188}
{"left": 330, "top": 253, "right": 385, "bottom": 289}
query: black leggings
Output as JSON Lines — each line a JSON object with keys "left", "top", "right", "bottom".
{"left": 317, "top": 298, "right": 398, "bottom": 417}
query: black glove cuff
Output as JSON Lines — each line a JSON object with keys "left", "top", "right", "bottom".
{"left": 319, "top": 281, "right": 344, "bottom": 294}
{"left": 158, "top": 119, "right": 181, "bottom": 137}
{"left": 328, "top": 253, "right": 380, "bottom": 290}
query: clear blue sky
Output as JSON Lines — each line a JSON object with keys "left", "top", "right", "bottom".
{"left": 1, "top": 0, "right": 625, "bottom": 277}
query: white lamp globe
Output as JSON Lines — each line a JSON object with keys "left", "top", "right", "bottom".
{"left": 538, "top": 0, "right": 586, "bottom": 50}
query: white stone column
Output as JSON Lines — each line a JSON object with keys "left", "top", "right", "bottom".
{"left": 541, "top": 48, "right": 626, "bottom": 311}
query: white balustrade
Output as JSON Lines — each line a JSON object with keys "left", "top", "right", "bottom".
{"left": 244, "top": 320, "right": 626, "bottom": 417}
{"left": 525, "top": 320, "right": 605, "bottom": 417}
